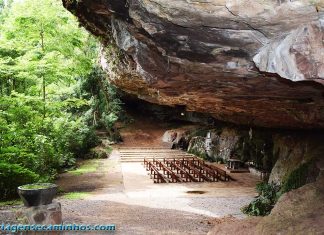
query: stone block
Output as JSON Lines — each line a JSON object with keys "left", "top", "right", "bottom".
{"left": 21, "top": 201, "right": 62, "bottom": 235}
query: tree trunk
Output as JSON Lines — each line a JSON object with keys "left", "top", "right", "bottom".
{"left": 40, "top": 24, "right": 46, "bottom": 118}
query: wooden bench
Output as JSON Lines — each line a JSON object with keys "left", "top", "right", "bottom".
{"left": 143, "top": 157, "right": 230, "bottom": 183}
{"left": 205, "top": 164, "right": 230, "bottom": 181}
{"left": 164, "top": 159, "right": 198, "bottom": 182}
{"left": 144, "top": 159, "right": 167, "bottom": 183}
{"left": 153, "top": 159, "right": 183, "bottom": 183}
{"left": 176, "top": 160, "right": 212, "bottom": 182}
{"left": 189, "top": 161, "right": 219, "bottom": 182}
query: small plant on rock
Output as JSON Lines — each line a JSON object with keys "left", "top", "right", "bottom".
{"left": 241, "top": 182, "right": 280, "bottom": 216}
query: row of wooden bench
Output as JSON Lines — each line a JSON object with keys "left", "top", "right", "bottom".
{"left": 143, "top": 157, "right": 230, "bottom": 183}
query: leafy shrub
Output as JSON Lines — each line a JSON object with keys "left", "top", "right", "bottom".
{"left": 84, "top": 148, "right": 107, "bottom": 159}
{"left": 0, "top": 148, "right": 38, "bottom": 171}
{"left": 243, "top": 161, "right": 315, "bottom": 217}
{"left": 49, "top": 116, "right": 100, "bottom": 166}
{"left": 241, "top": 197, "right": 273, "bottom": 216}
{"left": 0, "top": 161, "right": 39, "bottom": 199}
{"left": 0, "top": 95, "right": 100, "bottom": 195}
{"left": 256, "top": 182, "right": 280, "bottom": 200}
{"left": 80, "top": 66, "right": 122, "bottom": 142}
{"left": 0, "top": 0, "right": 104, "bottom": 200}
{"left": 106, "top": 146, "right": 113, "bottom": 155}
{"left": 242, "top": 182, "right": 280, "bottom": 216}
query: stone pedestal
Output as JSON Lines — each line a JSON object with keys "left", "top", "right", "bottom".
{"left": 26, "top": 201, "right": 62, "bottom": 224}
{"left": 23, "top": 201, "right": 62, "bottom": 235}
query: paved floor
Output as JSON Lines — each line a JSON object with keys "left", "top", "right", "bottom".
{"left": 58, "top": 149, "right": 259, "bottom": 234}
{"left": 95, "top": 150, "right": 258, "bottom": 218}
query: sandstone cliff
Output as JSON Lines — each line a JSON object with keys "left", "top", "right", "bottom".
{"left": 63, "top": 0, "right": 324, "bottom": 129}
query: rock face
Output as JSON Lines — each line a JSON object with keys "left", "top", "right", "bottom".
{"left": 163, "top": 126, "right": 275, "bottom": 170}
{"left": 62, "top": 0, "right": 324, "bottom": 129}
{"left": 164, "top": 126, "right": 324, "bottom": 180}
{"left": 208, "top": 168, "right": 324, "bottom": 235}
{"left": 214, "top": 128, "right": 240, "bottom": 161}
{"left": 188, "top": 136, "right": 207, "bottom": 157}
{"left": 269, "top": 132, "right": 324, "bottom": 185}
{"left": 254, "top": 23, "right": 324, "bottom": 82}
{"left": 186, "top": 128, "right": 241, "bottom": 161}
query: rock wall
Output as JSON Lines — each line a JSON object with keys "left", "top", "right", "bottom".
{"left": 62, "top": 0, "right": 324, "bottom": 129}
{"left": 254, "top": 22, "right": 324, "bottom": 82}
{"left": 214, "top": 128, "right": 240, "bottom": 161}
{"left": 187, "top": 136, "right": 207, "bottom": 158}
{"left": 164, "top": 126, "right": 274, "bottom": 169}
{"left": 208, "top": 166, "right": 324, "bottom": 234}
{"left": 269, "top": 132, "right": 324, "bottom": 185}
{"left": 164, "top": 126, "right": 323, "bottom": 183}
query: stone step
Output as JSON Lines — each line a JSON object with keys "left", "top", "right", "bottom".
{"left": 120, "top": 156, "right": 194, "bottom": 160}
{"left": 119, "top": 154, "right": 193, "bottom": 156}
{"left": 119, "top": 151, "right": 183, "bottom": 154}
{"left": 120, "top": 156, "right": 196, "bottom": 162}
{"left": 119, "top": 147, "right": 171, "bottom": 149}
{"left": 121, "top": 157, "right": 194, "bottom": 160}
{"left": 121, "top": 160, "right": 146, "bottom": 163}
{"left": 119, "top": 147, "right": 194, "bottom": 163}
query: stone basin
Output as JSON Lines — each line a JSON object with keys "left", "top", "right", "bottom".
{"left": 17, "top": 183, "right": 58, "bottom": 207}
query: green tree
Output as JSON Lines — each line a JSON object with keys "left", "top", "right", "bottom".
{"left": 0, "top": 0, "right": 101, "bottom": 199}
{"left": 0, "top": 0, "right": 97, "bottom": 102}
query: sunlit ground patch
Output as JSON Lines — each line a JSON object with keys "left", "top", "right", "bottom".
{"left": 62, "top": 192, "right": 91, "bottom": 200}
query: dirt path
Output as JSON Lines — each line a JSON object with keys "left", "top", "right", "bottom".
{"left": 55, "top": 117, "right": 259, "bottom": 235}
{"left": 117, "top": 115, "right": 173, "bottom": 147}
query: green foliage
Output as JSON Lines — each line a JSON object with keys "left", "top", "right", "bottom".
{"left": 20, "top": 183, "right": 55, "bottom": 190}
{"left": 280, "top": 161, "right": 311, "bottom": 194}
{"left": 242, "top": 182, "right": 280, "bottom": 216}
{"left": 0, "top": 0, "right": 124, "bottom": 201}
{"left": 52, "top": 116, "right": 100, "bottom": 160}
{"left": 106, "top": 146, "right": 113, "bottom": 155}
{"left": 0, "top": 0, "right": 102, "bottom": 200}
{"left": 85, "top": 148, "right": 108, "bottom": 159}
{"left": 0, "top": 199, "right": 22, "bottom": 206}
{"left": 241, "top": 197, "right": 273, "bottom": 216}
{"left": 188, "top": 149, "right": 202, "bottom": 158}
{"left": 0, "top": 0, "right": 97, "bottom": 97}
{"left": 80, "top": 66, "right": 122, "bottom": 141}
{"left": 68, "top": 160, "right": 100, "bottom": 176}
{"left": 0, "top": 161, "right": 39, "bottom": 200}
{"left": 256, "top": 182, "right": 280, "bottom": 200}
{"left": 63, "top": 192, "right": 90, "bottom": 200}
{"left": 243, "top": 162, "right": 314, "bottom": 217}
{"left": 233, "top": 130, "right": 274, "bottom": 172}
{"left": 0, "top": 95, "right": 98, "bottom": 173}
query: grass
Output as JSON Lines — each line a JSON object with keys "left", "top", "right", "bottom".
{"left": 106, "top": 146, "right": 113, "bottom": 155}
{"left": 68, "top": 159, "right": 101, "bottom": 176}
{"left": 19, "top": 183, "right": 56, "bottom": 190}
{"left": 62, "top": 192, "right": 90, "bottom": 200}
{"left": 0, "top": 199, "right": 22, "bottom": 206}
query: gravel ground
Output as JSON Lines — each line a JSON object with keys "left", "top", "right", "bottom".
{"left": 61, "top": 199, "right": 214, "bottom": 235}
